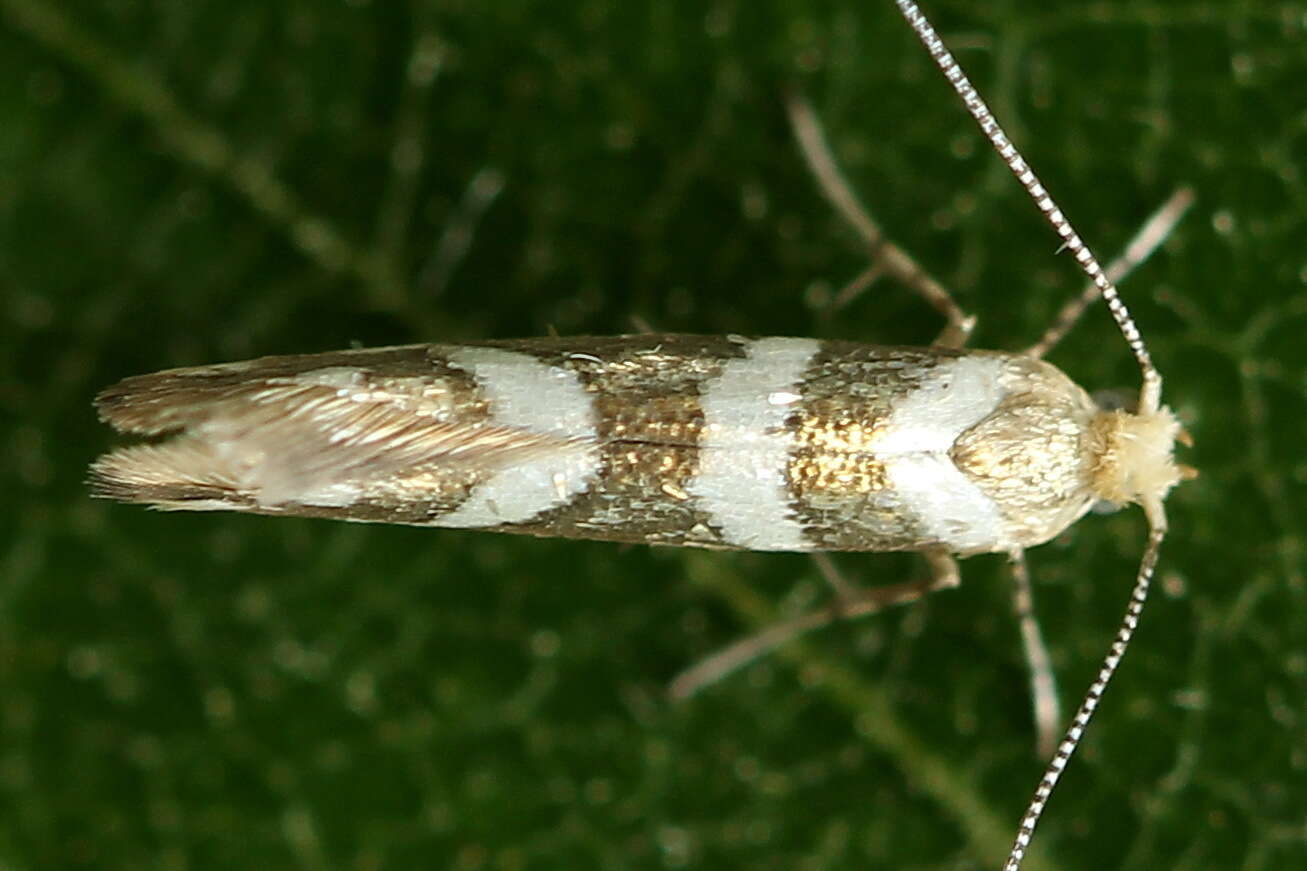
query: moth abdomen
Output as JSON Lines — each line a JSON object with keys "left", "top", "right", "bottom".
{"left": 91, "top": 334, "right": 1182, "bottom": 557}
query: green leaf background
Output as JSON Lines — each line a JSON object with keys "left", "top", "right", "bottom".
{"left": 2, "top": 0, "right": 1302, "bottom": 868}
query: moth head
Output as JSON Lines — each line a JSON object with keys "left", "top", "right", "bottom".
{"left": 1088, "top": 401, "right": 1195, "bottom": 531}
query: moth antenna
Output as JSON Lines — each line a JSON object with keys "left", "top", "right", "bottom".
{"left": 1003, "top": 527, "right": 1164, "bottom": 871}
{"left": 894, "top": 0, "right": 1162, "bottom": 415}
{"left": 893, "top": 4, "right": 1181, "bottom": 869}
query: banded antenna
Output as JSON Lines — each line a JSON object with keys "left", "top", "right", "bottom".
{"left": 892, "top": 2, "right": 1175, "bottom": 869}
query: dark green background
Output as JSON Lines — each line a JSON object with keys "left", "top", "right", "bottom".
{"left": 3, "top": 1, "right": 1302, "bottom": 868}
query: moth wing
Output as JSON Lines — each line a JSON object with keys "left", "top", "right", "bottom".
{"left": 90, "top": 357, "right": 591, "bottom": 511}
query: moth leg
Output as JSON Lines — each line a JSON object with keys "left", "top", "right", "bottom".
{"left": 1024, "top": 187, "right": 1194, "bottom": 359}
{"left": 1008, "top": 549, "right": 1060, "bottom": 758}
{"left": 785, "top": 90, "right": 976, "bottom": 349}
{"left": 669, "top": 549, "right": 959, "bottom": 701}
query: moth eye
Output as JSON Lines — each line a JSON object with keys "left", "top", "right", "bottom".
{"left": 1091, "top": 388, "right": 1137, "bottom": 413}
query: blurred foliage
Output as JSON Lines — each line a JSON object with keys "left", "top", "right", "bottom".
{"left": 2, "top": 0, "right": 1304, "bottom": 869}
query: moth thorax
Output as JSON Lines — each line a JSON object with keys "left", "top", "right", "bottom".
{"left": 1087, "top": 406, "right": 1187, "bottom": 527}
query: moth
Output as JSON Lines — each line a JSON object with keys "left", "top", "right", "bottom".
{"left": 89, "top": 2, "right": 1192, "bottom": 869}
{"left": 89, "top": 335, "right": 1169, "bottom": 555}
